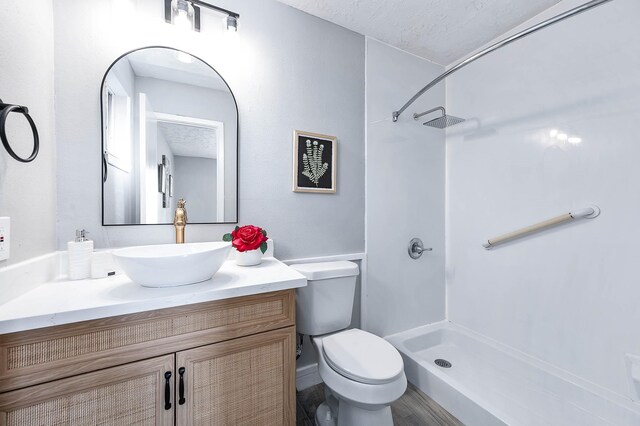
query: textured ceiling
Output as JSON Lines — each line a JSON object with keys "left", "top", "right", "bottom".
{"left": 158, "top": 122, "right": 218, "bottom": 159}
{"left": 276, "top": 0, "right": 562, "bottom": 65}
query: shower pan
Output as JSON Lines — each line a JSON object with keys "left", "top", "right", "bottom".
{"left": 387, "top": 322, "right": 640, "bottom": 425}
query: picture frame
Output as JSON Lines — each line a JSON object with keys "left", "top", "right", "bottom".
{"left": 292, "top": 130, "right": 337, "bottom": 193}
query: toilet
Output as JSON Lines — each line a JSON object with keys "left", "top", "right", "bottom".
{"left": 292, "top": 261, "right": 407, "bottom": 426}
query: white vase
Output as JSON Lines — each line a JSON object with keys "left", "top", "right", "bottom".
{"left": 235, "top": 249, "right": 263, "bottom": 266}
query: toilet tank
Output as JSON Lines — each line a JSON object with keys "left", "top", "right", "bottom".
{"left": 291, "top": 261, "right": 360, "bottom": 336}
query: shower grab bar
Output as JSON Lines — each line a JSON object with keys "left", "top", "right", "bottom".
{"left": 483, "top": 206, "right": 600, "bottom": 249}
{"left": 392, "top": 0, "right": 616, "bottom": 122}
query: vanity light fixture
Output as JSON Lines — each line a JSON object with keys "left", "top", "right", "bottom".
{"left": 165, "top": 0, "right": 239, "bottom": 32}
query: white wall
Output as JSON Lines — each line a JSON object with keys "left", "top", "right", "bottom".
{"left": 447, "top": 0, "right": 640, "bottom": 400}
{"left": 0, "top": 0, "right": 56, "bottom": 266}
{"left": 365, "top": 39, "right": 446, "bottom": 336}
{"left": 54, "top": 0, "right": 365, "bottom": 259}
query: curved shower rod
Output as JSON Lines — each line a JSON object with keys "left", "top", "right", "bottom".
{"left": 392, "top": 0, "right": 616, "bottom": 122}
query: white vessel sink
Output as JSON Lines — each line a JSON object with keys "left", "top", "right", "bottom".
{"left": 112, "top": 242, "right": 232, "bottom": 287}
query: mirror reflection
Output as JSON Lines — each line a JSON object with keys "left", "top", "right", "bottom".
{"left": 101, "top": 47, "right": 238, "bottom": 225}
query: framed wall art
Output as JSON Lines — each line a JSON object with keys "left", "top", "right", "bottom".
{"left": 292, "top": 130, "right": 336, "bottom": 193}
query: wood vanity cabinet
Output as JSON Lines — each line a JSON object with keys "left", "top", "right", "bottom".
{"left": 0, "top": 290, "right": 296, "bottom": 425}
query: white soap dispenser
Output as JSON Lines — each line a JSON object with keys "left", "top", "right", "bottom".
{"left": 68, "top": 229, "right": 93, "bottom": 280}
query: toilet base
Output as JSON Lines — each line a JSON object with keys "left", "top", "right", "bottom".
{"left": 315, "top": 402, "right": 336, "bottom": 426}
{"left": 315, "top": 386, "right": 395, "bottom": 426}
{"left": 337, "top": 399, "right": 393, "bottom": 426}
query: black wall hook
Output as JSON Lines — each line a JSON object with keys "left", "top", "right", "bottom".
{"left": 0, "top": 97, "right": 39, "bottom": 163}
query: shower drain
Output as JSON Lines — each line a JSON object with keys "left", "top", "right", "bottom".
{"left": 434, "top": 359, "right": 452, "bottom": 368}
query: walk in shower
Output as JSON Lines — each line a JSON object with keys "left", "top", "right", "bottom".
{"left": 366, "top": 0, "right": 640, "bottom": 424}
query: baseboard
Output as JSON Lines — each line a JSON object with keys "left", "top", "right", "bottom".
{"left": 296, "top": 362, "right": 322, "bottom": 390}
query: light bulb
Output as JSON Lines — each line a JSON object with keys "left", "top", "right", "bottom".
{"left": 171, "top": 0, "right": 194, "bottom": 31}
{"left": 549, "top": 129, "right": 559, "bottom": 138}
{"left": 175, "top": 9, "right": 191, "bottom": 29}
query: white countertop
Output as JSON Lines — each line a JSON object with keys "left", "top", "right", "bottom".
{"left": 0, "top": 257, "right": 306, "bottom": 334}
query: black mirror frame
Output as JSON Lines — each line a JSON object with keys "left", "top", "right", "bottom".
{"left": 100, "top": 46, "right": 239, "bottom": 226}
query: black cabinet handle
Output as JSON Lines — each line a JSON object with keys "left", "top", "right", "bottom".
{"left": 164, "top": 371, "right": 172, "bottom": 410}
{"left": 178, "top": 367, "right": 186, "bottom": 405}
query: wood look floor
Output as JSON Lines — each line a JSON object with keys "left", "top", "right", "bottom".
{"left": 296, "top": 382, "right": 463, "bottom": 426}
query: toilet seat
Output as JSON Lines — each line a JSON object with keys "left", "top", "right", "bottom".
{"left": 321, "top": 329, "right": 404, "bottom": 385}
{"left": 313, "top": 330, "right": 407, "bottom": 411}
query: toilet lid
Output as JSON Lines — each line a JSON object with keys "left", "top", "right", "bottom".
{"left": 322, "top": 329, "right": 404, "bottom": 385}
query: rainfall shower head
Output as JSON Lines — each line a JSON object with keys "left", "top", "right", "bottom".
{"left": 424, "top": 114, "right": 465, "bottom": 129}
{"left": 414, "top": 107, "right": 465, "bottom": 129}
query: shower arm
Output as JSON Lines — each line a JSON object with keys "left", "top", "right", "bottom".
{"left": 391, "top": 0, "right": 615, "bottom": 122}
{"left": 413, "top": 107, "right": 445, "bottom": 120}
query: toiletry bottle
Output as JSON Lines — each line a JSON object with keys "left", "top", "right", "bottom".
{"left": 68, "top": 229, "right": 93, "bottom": 280}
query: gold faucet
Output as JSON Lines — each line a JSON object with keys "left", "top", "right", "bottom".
{"left": 174, "top": 198, "right": 187, "bottom": 244}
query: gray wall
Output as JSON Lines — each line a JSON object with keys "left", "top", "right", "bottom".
{"left": 173, "top": 157, "right": 217, "bottom": 223}
{"left": 54, "top": 0, "right": 365, "bottom": 258}
{"left": 0, "top": 0, "right": 56, "bottom": 266}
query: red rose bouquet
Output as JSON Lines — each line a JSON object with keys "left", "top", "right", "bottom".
{"left": 223, "top": 225, "right": 268, "bottom": 254}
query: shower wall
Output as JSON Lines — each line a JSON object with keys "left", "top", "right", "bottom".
{"left": 446, "top": 0, "right": 640, "bottom": 401}
{"left": 365, "top": 39, "right": 446, "bottom": 337}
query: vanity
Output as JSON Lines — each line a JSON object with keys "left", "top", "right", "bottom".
{"left": 0, "top": 40, "right": 302, "bottom": 424}
{"left": 0, "top": 43, "right": 316, "bottom": 424}
{"left": 0, "top": 256, "right": 306, "bottom": 425}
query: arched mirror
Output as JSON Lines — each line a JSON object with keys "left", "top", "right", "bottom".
{"left": 101, "top": 47, "right": 238, "bottom": 225}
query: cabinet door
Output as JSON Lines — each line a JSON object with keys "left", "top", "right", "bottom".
{"left": 0, "top": 354, "right": 174, "bottom": 426}
{"left": 176, "top": 326, "right": 295, "bottom": 426}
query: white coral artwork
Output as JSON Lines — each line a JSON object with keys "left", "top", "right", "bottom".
{"left": 302, "top": 139, "right": 329, "bottom": 186}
